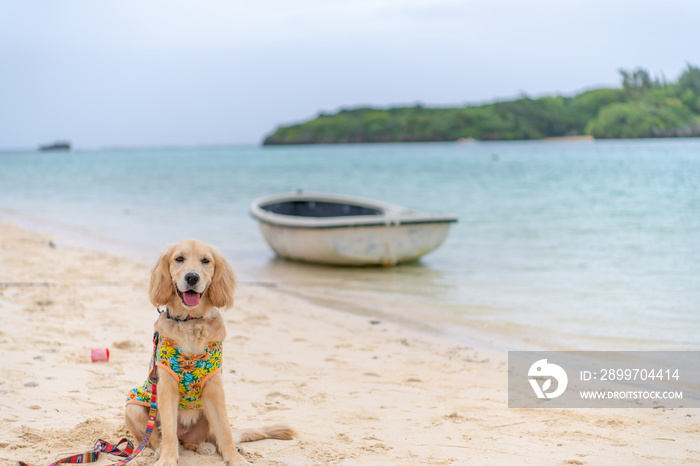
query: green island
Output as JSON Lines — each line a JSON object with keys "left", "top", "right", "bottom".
{"left": 263, "top": 64, "right": 700, "bottom": 145}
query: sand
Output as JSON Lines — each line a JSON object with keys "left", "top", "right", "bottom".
{"left": 0, "top": 218, "right": 698, "bottom": 465}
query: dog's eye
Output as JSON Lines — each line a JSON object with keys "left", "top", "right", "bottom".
{"left": 201, "top": 258, "right": 210, "bottom": 264}
{"left": 175, "top": 256, "right": 185, "bottom": 262}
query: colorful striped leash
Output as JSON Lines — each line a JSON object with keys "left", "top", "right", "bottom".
{"left": 17, "top": 332, "right": 160, "bottom": 466}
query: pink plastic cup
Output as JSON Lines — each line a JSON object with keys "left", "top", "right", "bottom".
{"left": 91, "top": 348, "right": 110, "bottom": 362}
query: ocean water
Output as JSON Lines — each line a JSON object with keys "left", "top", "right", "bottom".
{"left": 1, "top": 140, "right": 698, "bottom": 351}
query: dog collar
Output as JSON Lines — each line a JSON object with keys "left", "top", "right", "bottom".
{"left": 157, "top": 307, "right": 204, "bottom": 322}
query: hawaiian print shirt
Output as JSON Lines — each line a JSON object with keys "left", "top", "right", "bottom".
{"left": 126, "top": 336, "right": 222, "bottom": 410}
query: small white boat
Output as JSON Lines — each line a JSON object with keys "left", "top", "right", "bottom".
{"left": 250, "top": 192, "right": 457, "bottom": 266}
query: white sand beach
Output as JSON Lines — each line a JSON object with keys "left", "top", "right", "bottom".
{"left": 1, "top": 218, "right": 698, "bottom": 465}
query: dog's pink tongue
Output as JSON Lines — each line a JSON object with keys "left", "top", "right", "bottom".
{"left": 183, "top": 291, "right": 200, "bottom": 307}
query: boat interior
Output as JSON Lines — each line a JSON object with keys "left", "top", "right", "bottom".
{"left": 261, "top": 200, "right": 382, "bottom": 218}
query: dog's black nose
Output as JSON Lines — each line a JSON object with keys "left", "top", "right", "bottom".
{"left": 185, "top": 273, "right": 200, "bottom": 287}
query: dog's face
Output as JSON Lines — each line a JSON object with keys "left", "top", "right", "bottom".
{"left": 169, "top": 239, "right": 216, "bottom": 308}
{"left": 150, "top": 238, "right": 236, "bottom": 312}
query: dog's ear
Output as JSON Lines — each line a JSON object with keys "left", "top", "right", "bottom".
{"left": 208, "top": 248, "right": 236, "bottom": 309}
{"left": 150, "top": 247, "right": 173, "bottom": 307}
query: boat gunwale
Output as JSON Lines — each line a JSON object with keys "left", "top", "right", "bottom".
{"left": 253, "top": 216, "right": 458, "bottom": 229}
{"left": 250, "top": 192, "right": 458, "bottom": 229}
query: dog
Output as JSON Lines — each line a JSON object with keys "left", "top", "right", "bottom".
{"left": 125, "top": 239, "right": 295, "bottom": 465}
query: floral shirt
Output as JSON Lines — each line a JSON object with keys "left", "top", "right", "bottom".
{"left": 127, "top": 336, "right": 222, "bottom": 410}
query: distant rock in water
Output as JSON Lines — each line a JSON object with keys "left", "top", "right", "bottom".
{"left": 39, "top": 141, "right": 71, "bottom": 151}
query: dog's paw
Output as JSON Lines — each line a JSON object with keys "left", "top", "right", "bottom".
{"left": 225, "top": 459, "right": 250, "bottom": 466}
{"left": 154, "top": 461, "right": 178, "bottom": 466}
{"left": 223, "top": 450, "right": 250, "bottom": 466}
{"left": 196, "top": 442, "right": 217, "bottom": 455}
{"left": 154, "top": 454, "right": 178, "bottom": 466}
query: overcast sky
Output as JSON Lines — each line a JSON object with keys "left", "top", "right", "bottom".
{"left": 1, "top": 0, "right": 698, "bottom": 149}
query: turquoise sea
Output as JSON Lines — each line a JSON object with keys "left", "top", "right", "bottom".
{"left": 1, "top": 140, "right": 698, "bottom": 351}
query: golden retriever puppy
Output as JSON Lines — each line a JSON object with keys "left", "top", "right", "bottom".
{"left": 125, "top": 239, "right": 295, "bottom": 466}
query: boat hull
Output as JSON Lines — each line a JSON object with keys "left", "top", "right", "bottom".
{"left": 258, "top": 221, "right": 452, "bottom": 266}
{"left": 250, "top": 192, "right": 457, "bottom": 266}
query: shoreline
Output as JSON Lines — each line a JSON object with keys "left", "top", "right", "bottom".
{"left": 1, "top": 209, "right": 692, "bottom": 355}
{"left": 1, "top": 218, "right": 699, "bottom": 465}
